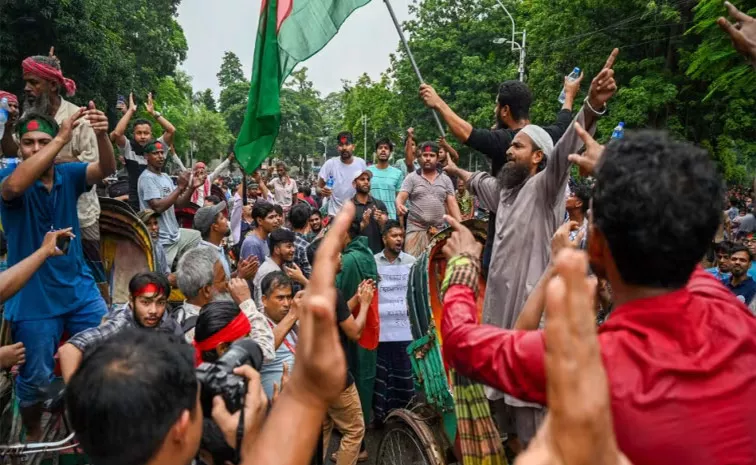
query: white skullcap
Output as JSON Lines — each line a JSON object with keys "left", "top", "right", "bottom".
{"left": 520, "top": 125, "right": 554, "bottom": 158}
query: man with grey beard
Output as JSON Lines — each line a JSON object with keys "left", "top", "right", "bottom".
{"left": 443, "top": 49, "right": 619, "bottom": 447}
{"left": 174, "top": 246, "right": 274, "bottom": 361}
{"left": 19, "top": 51, "right": 104, "bottom": 284}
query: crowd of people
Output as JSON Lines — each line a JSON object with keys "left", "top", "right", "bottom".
{"left": 0, "top": 3, "right": 755, "bottom": 465}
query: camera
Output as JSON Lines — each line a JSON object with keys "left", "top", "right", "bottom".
{"left": 196, "top": 338, "right": 264, "bottom": 417}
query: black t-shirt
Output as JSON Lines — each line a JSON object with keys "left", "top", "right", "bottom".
{"left": 336, "top": 290, "right": 356, "bottom": 387}
{"left": 353, "top": 196, "right": 388, "bottom": 254}
{"left": 464, "top": 108, "right": 573, "bottom": 176}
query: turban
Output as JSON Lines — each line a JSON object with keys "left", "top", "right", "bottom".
{"left": 0, "top": 91, "right": 18, "bottom": 105}
{"left": 520, "top": 125, "right": 554, "bottom": 159}
{"left": 21, "top": 57, "right": 77, "bottom": 97}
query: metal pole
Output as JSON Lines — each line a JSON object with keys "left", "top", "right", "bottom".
{"left": 494, "top": 0, "right": 516, "bottom": 52}
{"left": 519, "top": 29, "right": 527, "bottom": 82}
{"left": 242, "top": 172, "right": 248, "bottom": 206}
{"left": 383, "top": 0, "right": 446, "bottom": 137}
{"left": 363, "top": 114, "right": 367, "bottom": 159}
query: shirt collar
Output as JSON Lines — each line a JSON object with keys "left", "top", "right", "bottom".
{"left": 353, "top": 194, "right": 375, "bottom": 206}
{"left": 379, "top": 250, "right": 403, "bottom": 263}
{"left": 200, "top": 240, "right": 223, "bottom": 252}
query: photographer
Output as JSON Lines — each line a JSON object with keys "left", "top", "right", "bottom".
{"left": 66, "top": 203, "right": 355, "bottom": 465}
{"left": 58, "top": 272, "right": 182, "bottom": 382}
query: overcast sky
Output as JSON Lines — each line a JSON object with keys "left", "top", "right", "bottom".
{"left": 177, "top": 0, "right": 412, "bottom": 98}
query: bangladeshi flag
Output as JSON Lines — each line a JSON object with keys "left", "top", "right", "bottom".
{"left": 234, "top": 0, "right": 371, "bottom": 173}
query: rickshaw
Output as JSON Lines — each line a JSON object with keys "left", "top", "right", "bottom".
{"left": 375, "top": 219, "right": 506, "bottom": 465}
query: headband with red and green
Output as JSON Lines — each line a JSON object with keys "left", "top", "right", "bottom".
{"left": 144, "top": 140, "right": 165, "bottom": 154}
{"left": 18, "top": 118, "right": 57, "bottom": 138}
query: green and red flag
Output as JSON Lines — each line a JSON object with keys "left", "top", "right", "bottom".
{"left": 235, "top": 0, "right": 371, "bottom": 173}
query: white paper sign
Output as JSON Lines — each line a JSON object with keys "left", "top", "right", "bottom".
{"left": 377, "top": 265, "right": 413, "bottom": 342}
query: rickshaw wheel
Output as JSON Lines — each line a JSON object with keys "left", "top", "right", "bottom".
{"left": 376, "top": 409, "right": 446, "bottom": 465}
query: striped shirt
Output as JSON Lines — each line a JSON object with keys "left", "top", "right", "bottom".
{"left": 400, "top": 170, "right": 455, "bottom": 233}
{"left": 368, "top": 165, "right": 404, "bottom": 220}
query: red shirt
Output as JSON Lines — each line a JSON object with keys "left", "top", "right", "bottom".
{"left": 442, "top": 268, "right": 756, "bottom": 465}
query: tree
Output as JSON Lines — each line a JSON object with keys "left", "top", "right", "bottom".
{"left": 276, "top": 68, "right": 324, "bottom": 174}
{"left": 186, "top": 105, "right": 234, "bottom": 164}
{"left": 196, "top": 88, "right": 217, "bottom": 112}
{"left": 217, "top": 51, "right": 246, "bottom": 88}
{"left": 0, "top": 0, "right": 187, "bottom": 113}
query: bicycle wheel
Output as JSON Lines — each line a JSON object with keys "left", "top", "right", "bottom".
{"left": 377, "top": 422, "right": 433, "bottom": 465}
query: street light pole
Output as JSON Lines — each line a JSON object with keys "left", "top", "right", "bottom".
{"left": 492, "top": 0, "right": 526, "bottom": 82}
{"left": 362, "top": 113, "right": 368, "bottom": 159}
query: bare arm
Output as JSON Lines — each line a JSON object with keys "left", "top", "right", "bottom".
{"left": 155, "top": 115, "right": 176, "bottom": 146}
{"left": 2, "top": 117, "right": 75, "bottom": 201}
{"left": 419, "top": 85, "right": 473, "bottom": 143}
{"left": 0, "top": 229, "right": 74, "bottom": 303}
{"left": 208, "top": 157, "right": 232, "bottom": 183}
{"left": 58, "top": 343, "right": 83, "bottom": 384}
{"left": 85, "top": 131, "right": 117, "bottom": 185}
{"left": 404, "top": 130, "right": 416, "bottom": 172}
{"left": 514, "top": 265, "right": 554, "bottom": 330}
{"left": 272, "top": 312, "right": 298, "bottom": 350}
{"left": 445, "top": 194, "right": 462, "bottom": 222}
{"left": 147, "top": 183, "right": 186, "bottom": 214}
{"left": 110, "top": 103, "right": 135, "bottom": 147}
{"left": 339, "top": 301, "right": 368, "bottom": 341}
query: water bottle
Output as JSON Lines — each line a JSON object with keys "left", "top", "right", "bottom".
{"left": 0, "top": 98, "right": 8, "bottom": 141}
{"left": 611, "top": 122, "right": 625, "bottom": 140}
{"left": 326, "top": 175, "right": 335, "bottom": 189}
{"left": 558, "top": 67, "right": 581, "bottom": 104}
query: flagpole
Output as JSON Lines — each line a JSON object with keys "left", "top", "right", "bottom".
{"left": 383, "top": 0, "right": 446, "bottom": 137}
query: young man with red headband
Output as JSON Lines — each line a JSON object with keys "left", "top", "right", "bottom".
{"left": 0, "top": 90, "right": 20, "bottom": 158}
{"left": 1, "top": 106, "right": 115, "bottom": 440}
{"left": 20, "top": 53, "right": 105, "bottom": 278}
{"left": 395, "top": 141, "right": 461, "bottom": 257}
{"left": 110, "top": 92, "right": 181, "bottom": 211}
{"left": 138, "top": 139, "right": 203, "bottom": 267}
{"left": 58, "top": 272, "right": 183, "bottom": 383}
{"left": 318, "top": 132, "right": 368, "bottom": 218}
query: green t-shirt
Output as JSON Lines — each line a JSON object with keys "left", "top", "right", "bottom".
{"left": 368, "top": 165, "right": 404, "bottom": 220}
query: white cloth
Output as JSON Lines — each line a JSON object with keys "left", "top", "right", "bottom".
{"left": 318, "top": 157, "right": 367, "bottom": 216}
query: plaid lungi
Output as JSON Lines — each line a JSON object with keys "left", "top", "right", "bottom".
{"left": 373, "top": 341, "right": 415, "bottom": 423}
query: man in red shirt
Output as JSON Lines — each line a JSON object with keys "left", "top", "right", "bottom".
{"left": 440, "top": 128, "right": 756, "bottom": 465}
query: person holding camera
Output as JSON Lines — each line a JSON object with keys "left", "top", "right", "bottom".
{"left": 58, "top": 272, "right": 183, "bottom": 382}
{"left": 65, "top": 203, "right": 356, "bottom": 465}
{"left": 0, "top": 106, "right": 116, "bottom": 440}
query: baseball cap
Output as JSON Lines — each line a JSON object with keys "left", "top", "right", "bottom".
{"left": 193, "top": 201, "right": 227, "bottom": 236}
{"left": 137, "top": 209, "right": 159, "bottom": 224}
{"left": 352, "top": 169, "right": 373, "bottom": 183}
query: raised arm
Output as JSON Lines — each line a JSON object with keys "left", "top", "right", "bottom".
{"left": 419, "top": 85, "right": 472, "bottom": 143}
{"left": 342, "top": 280, "right": 373, "bottom": 341}
{"left": 145, "top": 92, "right": 177, "bottom": 146}
{"left": 2, "top": 110, "right": 82, "bottom": 201}
{"left": 110, "top": 93, "right": 136, "bottom": 147}
{"left": 445, "top": 194, "right": 462, "bottom": 222}
{"left": 404, "top": 127, "right": 416, "bottom": 173}
{"left": 208, "top": 154, "right": 233, "bottom": 183}
{"left": 83, "top": 103, "right": 117, "bottom": 185}
{"left": 0, "top": 229, "right": 74, "bottom": 303}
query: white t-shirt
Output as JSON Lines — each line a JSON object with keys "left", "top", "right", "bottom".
{"left": 270, "top": 176, "right": 298, "bottom": 208}
{"left": 318, "top": 156, "right": 367, "bottom": 216}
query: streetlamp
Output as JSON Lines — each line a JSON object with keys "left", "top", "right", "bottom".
{"left": 492, "top": 0, "right": 526, "bottom": 82}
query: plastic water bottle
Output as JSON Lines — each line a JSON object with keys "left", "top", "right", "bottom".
{"left": 558, "top": 67, "right": 581, "bottom": 104}
{"left": 0, "top": 98, "right": 9, "bottom": 141}
{"left": 326, "top": 175, "right": 335, "bottom": 189}
{"left": 611, "top": 122, "right": 625, "bottom": 140}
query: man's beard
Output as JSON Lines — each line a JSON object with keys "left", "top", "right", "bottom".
{"left": 340, "top": 151, "right": 352, "bottom": 160}
{"left": 497, "top": 161, "right": 531, "bottom": 190}
{"left": 23, "top": 92, "right": 52, "bottom": 117}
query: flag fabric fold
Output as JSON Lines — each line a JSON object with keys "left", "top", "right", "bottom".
{"left": 235, "top": 0, "right": 371, "bottom": 173}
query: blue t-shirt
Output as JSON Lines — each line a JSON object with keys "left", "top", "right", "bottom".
{"left": 240, "top": 233, "right": 269, "bottom": 264}
{"left": 368, "top": 165, "right": 404, "bottom": 220}
{"left": 0, "top": 163, "right": 103, "bottom": 321}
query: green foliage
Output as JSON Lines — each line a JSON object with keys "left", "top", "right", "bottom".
{"left": 276, "top": 68, "right": 324, "bottom": 173}
{"left": 328, "top": 0, "right": 756, "bottom": 183}
{"left": 0, "top": 0, "right": 187, "bottom": 112}
{"left": 217, "top": 51, "right": 249, "bottom": 138}
{"left": 196, "top": 88, "right": 217, "bottom": 112}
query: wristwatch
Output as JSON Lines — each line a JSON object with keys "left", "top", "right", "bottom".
{"left": 154, "top": 111, "right": 162, "bottom": 119}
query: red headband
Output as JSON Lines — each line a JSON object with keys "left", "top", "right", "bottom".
{"left": 340, "top": 136, "right": 348, "bottom": 144}
{"left": 423, "top": 145, "right": 434, "bottom": 153}
{"left": 22, "top": 57, "right": 77, "bottom": 97}
{"left": 195, "top": 162, "right": 206, "bottom": 169}
{"left": 0, "top": 91, "right": 18, "bottom": 105}
{"left": 133, "top": 283, "right": 163, "bottom": 297}
{"left": 192, "top": 312, "right": 251, "bottom": 366}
